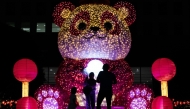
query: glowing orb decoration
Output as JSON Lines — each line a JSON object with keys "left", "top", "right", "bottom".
{"left": 83, "top": 59, "right": 103, "bottom": 77}
{"left": 126, "top": 84, "right": 154, "bottom": 109}
{"left": 34, "top": 85, "right": 64, "bottom": 109}
{"left": 151, "top": 96, "right": 173, "bottom": 109}
{"left": 151, "top": 58, "right": 176, "bottom": 81}
{"left": 56, "top": 58, "right": 133, "bottom": 107}
{"left": 16, "top": 97, "right": 38, "bottom": 109}
{"left": 13, "top": 58, "right": 38, "bottom": 82}
{"left": 52, "top": 1, "right": 136, "bottom": 60}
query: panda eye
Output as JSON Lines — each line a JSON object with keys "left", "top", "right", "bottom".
{"left": 78, "top": 22, "right": 87, "bottom": 30}
{"left": 104, "top": 22, "right": 112, "bottom": 31}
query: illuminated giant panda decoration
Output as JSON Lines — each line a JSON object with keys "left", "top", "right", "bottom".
{"left": 53, "top": 0, "right": 136, "bottom": 108}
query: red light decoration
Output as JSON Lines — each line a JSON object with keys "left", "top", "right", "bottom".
{"left": 100, "top": 11, "right": 121, "bottom": 35}
{"left": 13, "top": 58, "right": 37, "bottom": 82}
{"left": 126, "top": 84, "right": 154, "bottom": 109}
{"left": 55, "top": 58, "right": 133, "bottom": 107}
{"left": 114, "top": 1, "right": 136, "bottom": 26}
{"left": 16, "top": 97, "right": 38, "bottom": 109}
{"left": 34, "top": 84, "right": 64, "bottom": 109}
{"left": 152, "top": 58, "right": 176, "bottom": 97}
{"left": 151, "top": 96, "right": 173, "bottom": 109}
{"left": 70, "top": 11, "right": 90, "bottom": 36}
{"left": 151, "top": 58, "right": 176, "bottom": 81}
{"left": 52, "top": 2, "right": 75, "bottom": 27}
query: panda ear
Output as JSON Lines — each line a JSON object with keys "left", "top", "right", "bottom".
{"left": 52, "top": 2, "right": 75, "bottom": 27}
{"left": 114, "top": 1, "right": 136, "bottom": 26}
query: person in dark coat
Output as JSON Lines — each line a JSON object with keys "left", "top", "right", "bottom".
{"left": 96, "top": 64, "right": 117, "bottom": 109}
{"left": 84, "top": 72, "right": 96, "bottom": 109}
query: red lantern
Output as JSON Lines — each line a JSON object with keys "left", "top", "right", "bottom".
{"left": 151, "top": 96, "right": 173, "bottom": 109}
{"left": 13, "top": 58, "right": 37, "bottom": 82}
{"left": 151, "top": 58, "right": 176, "bottom": 97}
{"left": 151, "top": 58, "right": 176, "bottom": 81}
{"left": 16, "top": 97, "right": 38, "bottom": 109}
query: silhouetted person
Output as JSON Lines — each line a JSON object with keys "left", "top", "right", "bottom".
{"left": 84, "top": 72, "right": 96, "bottom": 109}
{"left": 96, "top": 64, "right": 117, "bottom": 109}
{"left": 68, "top": 87, "right": 78, "bottom": 109}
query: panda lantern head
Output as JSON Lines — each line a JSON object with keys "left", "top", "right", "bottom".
{"left": 52, "top": 0, "right": 136, "bottom": 60}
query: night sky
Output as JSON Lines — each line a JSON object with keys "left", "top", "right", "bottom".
{"left": 0, "top": 0, "right": 190, "bottom": 100}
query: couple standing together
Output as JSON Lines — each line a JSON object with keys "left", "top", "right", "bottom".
{"left": 84, "top": 64, "right": 117, "bottom": 109}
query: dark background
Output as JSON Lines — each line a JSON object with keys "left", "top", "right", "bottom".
{"left": 0, "top": 0, "right": 189, "bottom": 100}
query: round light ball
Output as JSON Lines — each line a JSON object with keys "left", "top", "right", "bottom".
{"left": 151, "top": 96, "right": 173, "bottom": 109}
{"left": 16, "top": 97, "right": 38, "bottom": 109}
{"left": 151, "top": 58, "right": 176, "bottom": 81}
{"left": 13, "top": 58, "right": 38, "bottom": 82}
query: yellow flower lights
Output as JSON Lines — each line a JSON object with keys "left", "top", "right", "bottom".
{"left": 52, "top": 1, "right": 136, "bottom": 60}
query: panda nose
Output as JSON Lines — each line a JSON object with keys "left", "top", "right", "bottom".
{"left": 90, "top": 27, "right": 100, "bottom": 32}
